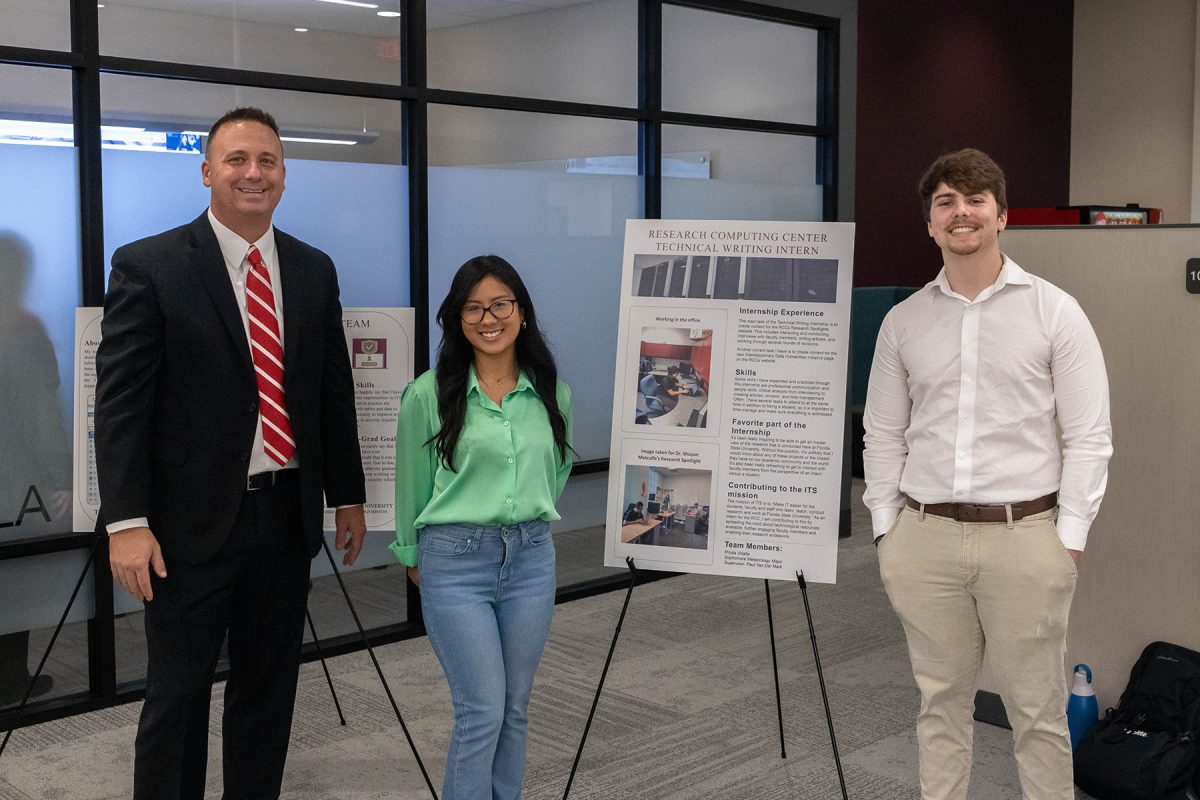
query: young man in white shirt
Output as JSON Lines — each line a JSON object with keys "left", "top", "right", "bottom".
{"left": 863, "top": 148, "right": 1112, "bottom": 800}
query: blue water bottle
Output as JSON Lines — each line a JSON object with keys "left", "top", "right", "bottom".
{"left": 1067, "top": 663, "right": 1098, "bottom": 750}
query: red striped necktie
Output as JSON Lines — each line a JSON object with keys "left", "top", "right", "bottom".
{"left": 246, "top": 246, "right": 295, "bottom": 466}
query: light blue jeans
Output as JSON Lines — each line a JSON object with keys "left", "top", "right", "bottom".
{"left": 418, "top": 519, "right": 556, "bottom": 800}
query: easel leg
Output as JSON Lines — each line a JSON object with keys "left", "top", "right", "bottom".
{"left": 321, "top": 540, "right": 439, "bottom": 800}
{"left": 0, "top": 536, "right": 100, "bottom": 759}
{"left": 305, "top": 609, "right": 346, "bottom": 726}
{"left": 562, "top": 556, "right": 639, "bottom": 800}
{"left": 764, "top": 579, "right": 786, "bottom": 758}
{"left": 796, "top": 571, "right": 848, "bottom": 800}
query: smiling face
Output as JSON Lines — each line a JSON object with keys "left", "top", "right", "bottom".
{"left": 926, "top": 181, "right": 1006, "bottom": 261}
{"left": 201, "top": 120, "right": 285, "bottom": 241}
{"left": 460, "top": 274, "right": 524, "bottom": 364}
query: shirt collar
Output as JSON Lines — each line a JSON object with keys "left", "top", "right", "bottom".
{"left": 467, "top": 366, "right": 534, "bottom": 401}
{"left": 928, "top": 254, "right": 1031, "bottom": 303}
{"left": 207, "top": 208, "right": 277, "bottom": 272}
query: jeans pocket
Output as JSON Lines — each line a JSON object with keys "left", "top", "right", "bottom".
{"left": 419, "top": 527, "right": 477, "bottom": 557}
{"left": 526, "top": 523, "right": 552, "bottom": 546}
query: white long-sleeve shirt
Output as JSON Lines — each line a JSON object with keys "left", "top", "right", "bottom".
{"left": 862, "top": 257, "right": 1112, "bottom": 550}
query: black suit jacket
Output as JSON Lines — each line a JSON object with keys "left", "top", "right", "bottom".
{"left": 95, "top": 213, "right": 365, "bottom": 565}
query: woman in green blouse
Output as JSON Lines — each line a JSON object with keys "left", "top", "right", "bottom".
{"left": 392, "top": 255, "right": 572, "bottom": 800}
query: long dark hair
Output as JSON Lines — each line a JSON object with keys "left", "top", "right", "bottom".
{"left": 432, "top": 255, "right": 571, "bottom": 472}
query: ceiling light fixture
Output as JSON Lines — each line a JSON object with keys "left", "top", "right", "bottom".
{"left": 181, "top": 130, "right": 363, "bottom": 146}
{"left": 377, "top": 11, "right": 401, "bottom": 17}
{"left": 280, "top": 136, "right": 356, "bottom": 145}
{"left": 313, "top": 0, "right": 378, "bottom": 8}
{"left": 295, "top": 27, "right": 308, "bottom": 32}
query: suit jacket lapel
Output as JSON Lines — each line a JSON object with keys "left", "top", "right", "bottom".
{"left": 187, "top": 214, "right": 254, "bottom": 376}
{"left": 275, "top": 230, "right": 303, "bottom": 381}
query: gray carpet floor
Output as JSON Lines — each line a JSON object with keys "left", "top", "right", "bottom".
{"left": 0, "top": 480, "right": 1096, "bottom": 798}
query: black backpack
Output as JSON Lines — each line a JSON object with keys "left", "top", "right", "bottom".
{"left": 1074, "top": 641, "right": 1200, "bottom": 799}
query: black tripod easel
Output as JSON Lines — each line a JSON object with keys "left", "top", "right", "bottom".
{"left": 316, "top": 538, "right": 439, "bottom": 799}
{"left": 562, "top": 559, "right": 848, "bottom": 800}
{"left": 0, "top": 534, "right": 102, "bottom": 759}
{"left": 0, "top": 534, "right": 440, "bottom": 799}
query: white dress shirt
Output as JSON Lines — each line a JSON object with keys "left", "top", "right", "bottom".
{"left": 106, "top": 210, "right": 295, "bottom": 534}
{"left": 206, "top": 210, "right": 299, "bottom": 478}
{"left": 862, "top": 257, "right": 1112, "bottom": 550}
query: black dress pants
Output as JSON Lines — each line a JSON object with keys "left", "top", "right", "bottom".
{"left": 133, "top": 473, "right": 310, "bottom": 800}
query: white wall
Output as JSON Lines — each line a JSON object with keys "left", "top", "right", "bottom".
{"left": 659, "top": 470, "right": 712, "bottom": 507}
{"left": 1071, "top": 0, "right": 1197, "bottom": 222}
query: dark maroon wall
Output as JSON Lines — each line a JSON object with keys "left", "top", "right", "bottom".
{"left": 854, "top": 1, "right": 1074, "bottom": 287}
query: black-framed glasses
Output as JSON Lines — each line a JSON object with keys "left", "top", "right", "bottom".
{"left": 461, "top": 298, "right": 516, "bottom": 324}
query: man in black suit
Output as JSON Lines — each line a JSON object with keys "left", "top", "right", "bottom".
{"left": 96, "top": 107, "right": 367, "bottom": 800}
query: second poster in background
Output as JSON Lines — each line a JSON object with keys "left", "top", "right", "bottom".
{"left": 605, "top": 219, "right": 855, "bottom": 583}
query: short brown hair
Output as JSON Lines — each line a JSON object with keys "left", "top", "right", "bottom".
{"left": 918, "top": 148, "right": 1007, "bottom": 222}
{"left": 205, "top": 107, "right": 281, "bottom": 156}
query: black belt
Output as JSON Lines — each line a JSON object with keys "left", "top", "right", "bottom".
{"left": 906, "top": 492, "right": 1057, "bottom": 523}
{"left": 246, "top": 469, "right": 297, "bottom": 491}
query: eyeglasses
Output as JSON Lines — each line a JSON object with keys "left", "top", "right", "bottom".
{"left": 461, "top": 298, "right": 516, "bottom": 324}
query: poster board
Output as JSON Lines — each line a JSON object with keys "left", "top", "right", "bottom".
{"left": 604, "top": 219, "right": 854, "bottom": 583}
{"left": 73, "top": 307, "right": 414, "bottom": 534}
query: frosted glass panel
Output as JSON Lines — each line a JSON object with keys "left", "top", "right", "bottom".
{"left": 428, "top": 166, "right": 640, "bottom": 463}
{"left": 0, "top": 68, "right": 78, "bottom": 546}
{"left": 663, "top": 4, "right": 819, "bottom": 125}
{"left": 101, "top": 151, "right": 409, "bottom": 308}
{"left": 663, "top": 177, "right": 823, "bottom": 222}
{"left": 662, "top": 124, "right": 822, "bottom": 221}
{"left": 99, "top": 75, "right": 408, "bottom": 309}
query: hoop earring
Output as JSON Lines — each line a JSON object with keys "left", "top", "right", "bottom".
{"left": 521, "top": 320, "right": 527, "bottom": 330}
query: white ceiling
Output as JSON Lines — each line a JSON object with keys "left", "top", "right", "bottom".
{"left": 100, "top": 0, "right": 600, "bottom": 35}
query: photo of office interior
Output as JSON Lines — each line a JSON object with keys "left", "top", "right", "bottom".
{"left": 4, "top": 0, "right": 1200, "bottom": 797}
{"left": 633, "top": 253, "right": 838, "bottom": 302}
{"left": 635, "top": 326, "right": 712, "bottom": 427}
{"left": 620, "top": 464, "right": 711, "bottom": 549}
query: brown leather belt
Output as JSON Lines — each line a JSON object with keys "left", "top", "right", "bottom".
{"left": 905, "top": 492, "right": 1057, "bottom": 523}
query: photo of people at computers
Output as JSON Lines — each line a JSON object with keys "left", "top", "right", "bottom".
{"left": 635, "top": 327, "right": 711, "bottom": 427}
{"left": 620, "top": 465, "right": 711, "bottom": 550}
{"left": 631, "top": 253, "right": 839, "bottom": 303}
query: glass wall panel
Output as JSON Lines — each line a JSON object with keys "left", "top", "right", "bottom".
{"left": 662, "top": 4, "right": 819, "bottom": 125}
{"left": 99, "top": 76, "right": 410, "bottom": 681}
{"left": 661, "top": 125, "right": 823, "bottom": 221}
{"left": 0, "top": 551, "right": 93, "bottom": 710}
{"left": 428, "top": 105, "right": 637, "bottom": 586}
{"left": 98, "top": 1, "right": 403, "bottom": 84}
{"left": 0, "top": 65, "right": 78, "bottom": 545}
{"left": 428, "top": 0, "right": 636, "bottom": 107}
{"left": 0, "top": 1, "right": 71, "bottom": 50}
{"left": 99, "top": 75, "right": 408, "bottom": 307}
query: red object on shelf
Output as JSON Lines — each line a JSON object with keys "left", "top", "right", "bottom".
{"left": 1007, "top": 205, "right": 1163, "bottom": 225}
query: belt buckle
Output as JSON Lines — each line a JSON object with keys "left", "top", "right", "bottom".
{"left": 247, "top": 471, "right": 276, "bottom": 491}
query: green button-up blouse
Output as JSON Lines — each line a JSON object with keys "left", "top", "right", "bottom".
{"left": 390, "top": 367, "right": 573, "bottom": 567}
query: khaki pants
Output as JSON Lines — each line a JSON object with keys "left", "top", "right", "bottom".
{"left": 878, "top": 506, "right": 1078, "bottom": 800}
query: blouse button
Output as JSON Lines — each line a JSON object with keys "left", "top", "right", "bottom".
{"left": 507, "top": 457, "right": 514, "bottom": 464}
{"left": 503, "top": 420, "right": 510, "bottom": 427}
{"left": 505, "top": 498, "right": 513, "bottom": 504}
